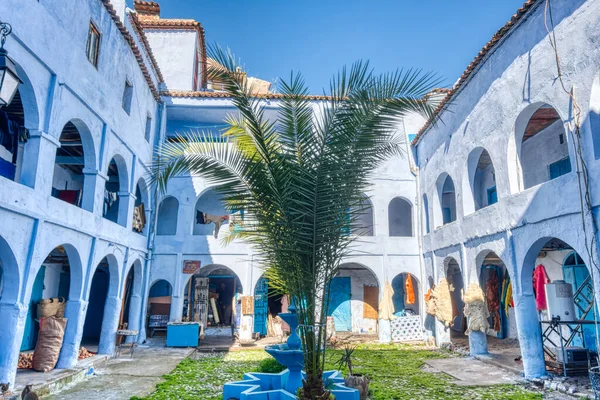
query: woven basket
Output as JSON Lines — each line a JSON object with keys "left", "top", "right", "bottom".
{"left": 37, "top": 297, "right": 66, "bottom": 318}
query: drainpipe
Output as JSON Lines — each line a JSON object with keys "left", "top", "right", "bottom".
{"left": 138, "top": 101, "right": 165, "bottom": 342}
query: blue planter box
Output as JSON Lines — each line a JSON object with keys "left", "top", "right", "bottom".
{"left": 166, "top": 322, "right": 199, "bottom": 347}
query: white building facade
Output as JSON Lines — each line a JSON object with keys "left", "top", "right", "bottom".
{"left": 414, "top": 0, "right": 600, "bottom": 379}
{"left": 0, "top": 0, "right": 425, "bottom": 388}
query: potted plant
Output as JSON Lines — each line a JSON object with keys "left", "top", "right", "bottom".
{"left": 336, "top": 344, "right": 369, "bottom": 400}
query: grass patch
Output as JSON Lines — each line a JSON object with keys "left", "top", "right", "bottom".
{"left": 133, "top": 345, "right": 541, "bottom": 400}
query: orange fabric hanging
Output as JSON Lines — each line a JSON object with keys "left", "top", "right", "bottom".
{"left": 405, "top": 275, "right": 416, "bottom": 305}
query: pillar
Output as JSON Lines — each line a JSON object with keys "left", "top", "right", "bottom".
{"left": 117, "top": 191, "right": 134, "bottom": 229}
{"left": 0, "top": 303, "right": 28, "bottom": 387}
{"left": 170, "top": 294, "right": 184, "bottom": 323}
{"left": 514, "top": 292, "right": 546, "bottom": 378}
{"left": 378, "top": 319, "right": 392, "bottom": 343}
{"left": 468, "top": 331, "right": 488, "bottom": 355}
{"left": 126, "top": 293, "right": 142, "bottom": 344}
{"left": 81, "top": 168, "right": 98, "bottom": 213}
{"left": 19, "top": 130, "right": 59, "bottom": 191}
{"left": 56, "top": 300, "right": 88, "bottom": 369}
{"left": 98, "top": 295, "right": 123, "bottom": 354}
{"left": 435, "top": 319, "right": 450, "bottom": 346}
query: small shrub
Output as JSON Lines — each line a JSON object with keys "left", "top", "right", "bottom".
{"left": 256, "top": 357, "right": 286, "bottom": 373}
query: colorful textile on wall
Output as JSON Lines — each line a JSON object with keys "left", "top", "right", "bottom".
{"left": 405, "top": 275, "right": 415, "bottom": 305}
{"left": 132, "top": 203, "right": 146, "bottom": 232}
{"left": 486, "top": 270, "right": 501, "bottom": 332}
{"left": 198, "top": 211, "right": 229, "bottom": 238}
{"left": 463, "top": 283, "right": 489, "bottom": 335}
{"left": 533, "top": 264, "right": 550, "bottom": 311}
{"left": 430, "top": 279, "right": 455, "bottom": 327}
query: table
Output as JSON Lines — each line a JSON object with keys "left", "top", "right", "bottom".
{"left": 116, "top": 329, "right": 139, "bottom": 358}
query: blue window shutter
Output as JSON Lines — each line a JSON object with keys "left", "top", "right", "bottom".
{"left": 549, "top": 157, "right": 572, "bottom": 180}
{"left": 487, "top": 186, "right": 498, "bottom": 205}
{"left": 442, "top": 208, "right": 452, "bottom": 224}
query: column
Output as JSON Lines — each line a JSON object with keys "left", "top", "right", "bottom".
{"left": 98, "top": 294, "right": 123, "bottom": 355}
{"left": 19, "top": 130, "right": 60, "bottom": 191}
{"left": 435, "top": 319, "right": 450, "bottom": 346}
{"left": 513, "top": 292, "right": 546, "bottom": 378}
{"left": 0, "top": 303, "right": 28, "bottom": 387}
{"left": 126, "top": 293, "right": 142, "bottom": 344}
{"left": 81, "top": 168, "right": 99, "bottom": 213}
{"left": 117, "top": 191, "right": 134, "bottom": 229}
{"left": 468, "top": 331, "right": 488, "bottom": 355}
{"left": 56, "top": 300, "right": 88, "bottom": 369}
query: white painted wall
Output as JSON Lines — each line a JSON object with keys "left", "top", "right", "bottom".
{"left": 336, "top": 267, "right": 379, "bottom": 334}
{"left": 521, "top": 120, "right": 569, "bottom": 189}
{"left": 144, "top": 30, "right": 198, "bottom": 91}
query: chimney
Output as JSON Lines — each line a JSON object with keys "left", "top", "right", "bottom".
{"left": 134, "top": 0, "right": 161, "bottom": 19}
{"left": 110, "top": 0, "right": 127, "bottom": 22}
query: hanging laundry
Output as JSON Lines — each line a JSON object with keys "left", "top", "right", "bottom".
{"left": 132, "top": 203, "right": 146, "bottom": 232}
{"left": 532, "top": 264, "right": 550, "bottom": 311}
{"left": 504, "top": 281, "right": 513, "bottom": 314}
{"left": 196, "top": 210, "right": 206, "bottom": 224}
{"left": 430, "top": 279, "right": 454, "bottom": 327}
{"left": 103, "top": 190, "right": 118, "bottom": 215}
{"left": 486, "top": 269, "right": 501, "bottom": 332}
{"left": 405, "top": 275, "right": 415, "bottom": 305}
{"left": 203, "top": 213, "right": 229, "bottom": 238}
{"left": 57, "top": 190, "right": 81, "bottom": 206}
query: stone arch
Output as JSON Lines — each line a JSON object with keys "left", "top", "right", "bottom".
{"left": 12, "top": 63, "right": 41, "bottom": 130}
{"left": 0, "top": 234, "right": 19, "bottom": 303}
{"left": 147, "top": 279, "right": 173, "bottom": 337}
{"left": 193, "top": 188, "right": 227, "bottom": 236}
{"left": 391, "top": 272, "right": 420, "bottom": 316}
{"left": 328, "top": 262, "right": 379, "bottom": 333}
{"left": 103, "top": 154, "right": 129, "bottom": 226}
{"left": 120, "top": 258, "right": 144, "bottom": 333}
{"left": 435, "top": 173, "right": 457, "bottom": 227}
{"left": 157, "top": 196, "right": 179, "bottom": 235}
{"left": 51, "top": 119, "right": 97, "bottom": 211}
{"left": 388, "top": 197, "right": 413, "bottom": 237}
{"left": 511, "top": 102, "right": 570, "bottom": 192}
{"left": 464, "top": 147, "right": 497, "bottom": 214}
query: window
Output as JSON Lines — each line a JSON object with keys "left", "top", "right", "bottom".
{"left": 549, "top": 157, "right": 572, "bottom": 180}
{"left": 486, "top": 186, "right": 498, "bottom": 206}
{"left": 144, "top": 115, "right": 152, "bottom": 142}
{"left": 86, "top": 22, "right": 101, "bottom": 67}
{"left": 122, "top": 81, "right": 133, "bottom": 115}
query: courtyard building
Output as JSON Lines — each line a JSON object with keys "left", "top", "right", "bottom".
{"left": 0, "top": 0, "right": 598, "bottom": 391}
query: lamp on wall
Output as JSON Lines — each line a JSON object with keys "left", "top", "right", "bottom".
{"left": 0, "top": 21, "right": 22, "bottom": 108}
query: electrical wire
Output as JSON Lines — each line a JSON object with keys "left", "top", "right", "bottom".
{"left": 544, "top": 0, "right": 600, "bottom": 359}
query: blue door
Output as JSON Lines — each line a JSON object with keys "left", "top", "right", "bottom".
{"left": 563, "top": 253, "right": 597, "bottom": 351}
{"left": 253, "top": 277, "right": 268, "bottom": 336}
{"left": 487, "top": 186, "right": 498, "bottom": 206}
{"left": 327, "top": 277, "right": 352, "bottom": 332}
{"left": 21, "top": 266, "right": 46, "bottom": 351}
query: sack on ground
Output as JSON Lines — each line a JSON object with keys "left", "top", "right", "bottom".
{"left": 32, "top": 316, "right": 67, "bottom": 372}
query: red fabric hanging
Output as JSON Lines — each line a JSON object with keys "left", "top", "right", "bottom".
{"left": 532, "top": 264, "right": 550, "bottom": 311}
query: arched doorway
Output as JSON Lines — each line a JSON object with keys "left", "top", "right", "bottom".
{"left": 156, "top": 197, "right": 179, "bottom": 235}
{"left": 515, "top": 103, "right": 570, "bottom": 190}
{"left": 327, "top": 263, "right": 379, "bottom": 335}
{"left": 52, "top": 121, "right": 95, "bottom": 210}
{"left": 103, "top": 156, "right": 128, "bottom": 226}
{"left": 478, "top": 252, "right": 515, "bottom": 340}
{"left": 183, "top": 264, "right": 242, "bottom": 337}
{"left": 391, "top": 273, "right": 419, "bottom": 317}
{"left": 520, "top": 237, "right": 598, "bottom": 377}
{"left": 445, "top": 258, "right": 465, "bottom": 340}
{"left": 20, "top": 246, "right": 76, "bottom": 351}
{"left": 466, "top": 148, "right": 497, "bottom": 214}
{"left": 147, "top": 279, "right": 173, "bottom": 338}
{"left": 82, "top": 256, "right": 119, "bottom": 353}
{"left": 253, "top": 275, "right": 289, "bottom": 338}
{"left": 388, "top": 197, "right": 413, "bottom": 237}
{"left": 437, "top": 174, "right": 456, "bottom": 225}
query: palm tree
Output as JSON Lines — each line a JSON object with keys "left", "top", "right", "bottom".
{"left": 152, "top": 45, "right": 440, "bottom": 399}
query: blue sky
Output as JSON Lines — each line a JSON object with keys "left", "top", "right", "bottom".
{"left": 154, "top": 0, "right": 526, "bottom": 93}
